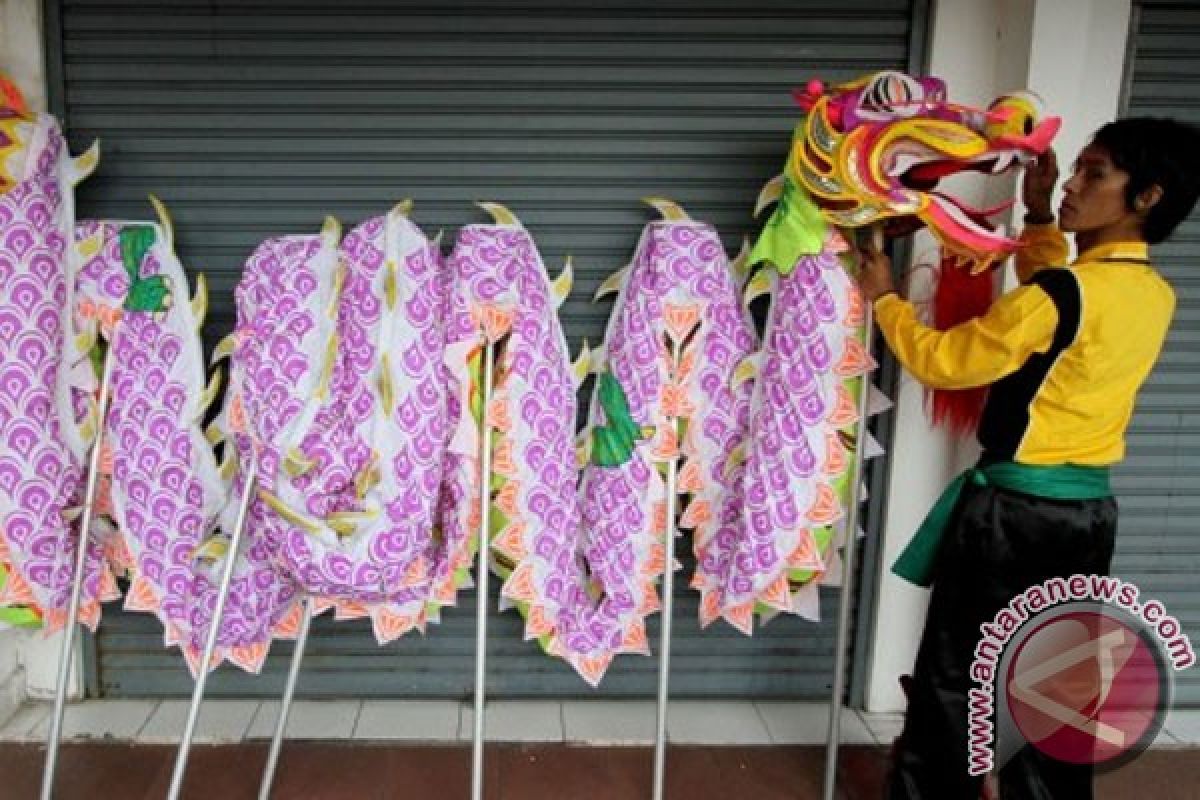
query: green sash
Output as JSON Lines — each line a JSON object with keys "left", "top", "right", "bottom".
{"left": 891, "top": 461, "right": 1112, "bottom": 588}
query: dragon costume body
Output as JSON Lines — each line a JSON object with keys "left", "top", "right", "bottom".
{"left": 443, "top": 200, "right": 759, "bottom": 685}
{"left": 700, "top": 70, "right": 1061, "bottom": 629}
{"left": 72, "top": 207, "right": 301, "bottom": 674}
{"left": 215, "top": 204, "right": 469, "bottom": 663}
{"left": 0, "top": 69, "right": 1059, "bottom": 689}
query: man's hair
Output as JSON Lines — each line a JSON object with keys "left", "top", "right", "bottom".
{"left": 1091, "top": 117, "right": 1200, "bottom": 244}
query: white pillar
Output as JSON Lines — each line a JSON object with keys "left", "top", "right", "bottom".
{"left": 863, "top": 0, "right": 1132, "bottom": 712}
{"left": 2, "top": 0, "right": 46, "bottom": 112}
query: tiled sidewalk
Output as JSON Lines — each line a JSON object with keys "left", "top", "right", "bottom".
{"left": 0, "top": 700, "right": 893, "bottom": 746}
{"left": 4, "top": 698, "right": 1199, "bottom": 748}
{"left": 3, "top": 701, "right": 1198, "bottom": 799}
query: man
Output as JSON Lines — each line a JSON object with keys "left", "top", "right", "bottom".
{"left": 857, "top": 117, "right": 1200, "bottom": 798}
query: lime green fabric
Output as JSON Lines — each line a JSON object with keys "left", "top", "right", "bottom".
{"left": 748, "top": 178, "right": 828, "bottom": 275}
{"left": 0, "top": 565, "right": 41, "bottom": 629}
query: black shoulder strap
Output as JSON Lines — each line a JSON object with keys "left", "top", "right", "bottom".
{"left": 1029, "top": 268, "right": 1083, "bottom": 350}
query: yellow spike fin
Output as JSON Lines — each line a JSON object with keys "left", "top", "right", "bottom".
{"left": 724, "top": 442, "right": 748, "bottom": 480}
{"left": 733, "top": 354, "right": 762, "bottom": 388}
{"left": 197, "top": 367, "right": 223, "bottom": 419}
{"left": 76, "top": 231, "right": 104, "bottom": 260}
{"left": 730, "top": 237, "right": 752, "bottom": 282}
{"left": 78, "top": 415, "right": 96, "bottom": 448}
{"left": 193, "top": 538, "right": 229, "bottom": 563}
{"left": 384, "top": 259, "right": 398, "bottom": 310}
{"left": 259, "top": 489, "right": 321, "bottom": 534}
{"left": 326, "top": 509, "right": 378, "bottom": 537}
{"left": 147, "top": 194, "right": 174, "bottom": 250}
{"left": 70, "top": 141, "right": 100, "bottom": 187}
{"left": 321, "top": 215, "right": 342, "bottom": 244}
{"left": 592, "top": 266, "right": 629, "bottom": 303}
{"left": 391, "top": 198, "right": 414, "bottom": 217}
{"left": 354, "top": 451, "right": 381, "bottom": 501}
{"left": 205, "top": 418, "right": 225, "bottom": 446}
{"left": 219, "top": 445, "right": 238, "bottom": 482}
{"left": 575, "top": 436, "right": 593, "bottom": 470}
{"left": 75, "top": 328, "right": 97, "bottom": 358}
{"left": 477, "top": 201, "right": 520, "bottom": 226}
{"left": 316, "top": 333, "right": 338, "bottom": 400}
{"left": 551, "top": 256, "right": 573, "bottom": 309}
{"left": 283, "top": 447, "right": 317, "bottom": 478}
{"left": 642, "top": 196, "right": 691, "bottom": 221}
{"left": 211, "top": 332, "right": 237, "bottom": 365}
{"left": 190, "top": 272, "right": 208, "bottom": 330}
{"left": 327, "top": 262, "right": 345, "bottom": 319}
{"left": 571, "top": 339, "right": 591, "bottom": 390}
{"left": 743, "top": 268, "right": 774, "bottom": 307}
{"left": 379, "top": 354, "right": 395, "bottom": 413}
{"left": 754, "top": 174, "right": 786, "bottom": 218}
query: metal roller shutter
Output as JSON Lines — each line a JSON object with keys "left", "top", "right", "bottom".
{"left": 46, "top": 0, "right": 924, "bottom": 699}
{"left": 1115, "top": 1, "right": 1200, "bottom": 707}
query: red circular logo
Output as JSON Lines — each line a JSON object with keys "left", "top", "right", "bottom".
{"left": 1005, "top": 608, "right": 1168, "bottom": 766}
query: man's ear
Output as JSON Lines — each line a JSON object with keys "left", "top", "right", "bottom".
{"left": 1134, "top": 184, "right": 1164, "bottom": 213}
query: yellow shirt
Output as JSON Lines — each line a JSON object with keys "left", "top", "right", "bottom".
{"left": 874, "top": 224, "right": 1176, "bottom": 465}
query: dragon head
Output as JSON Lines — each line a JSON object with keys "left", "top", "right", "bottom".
{"left": 788, "top": 70, "right": 1061, "bottom": 271}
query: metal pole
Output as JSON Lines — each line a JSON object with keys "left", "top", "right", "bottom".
{"left": 822, "top": 301, "right": 875, "bottom": 800}
{"left": 652, "top": 337, "right": 683, "bottom": 800}
{"left": 471, "top": 339, "right": 496, "bottom": 800}
{"left": 257, "top": 595, "right": 314, "bottom": 800}
{"left": 40, "top": 349, "right": 116, "bottom": 800}
{"left": 167, "top": 465, "right": 258, "bottom": 800}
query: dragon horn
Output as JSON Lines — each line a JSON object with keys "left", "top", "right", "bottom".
{"left": 642, "top": 196, "right": 691, "bottom": 221}
{"left": 477, "top": 202, "right": 521, "bottom": 226}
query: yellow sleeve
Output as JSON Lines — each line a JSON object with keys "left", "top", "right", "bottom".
{"left": 873, "top": 284, "right": 1060, "bottom": 390}
{"left": 1015, "top": 223, "right": 1069, "bottom": 283}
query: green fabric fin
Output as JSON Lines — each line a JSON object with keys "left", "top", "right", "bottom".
{"left": 119, "top": 226, "right": 172, "bottom": 312}
{"left": 590, "top": 372, "right": 645, "bottom": 467}
{"left": 748, "top": 178, "right": 828, "bottom": 275}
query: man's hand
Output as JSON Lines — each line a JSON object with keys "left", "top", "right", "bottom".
{"left": 1022, "top": 148, "right": 1058, "bottom": 223}
{"left": 856, "top": 245, "right": 895, "bottom": 303}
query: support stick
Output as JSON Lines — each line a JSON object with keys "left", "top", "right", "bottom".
{"left": 471, "top": 339, "right": 496, "bottom": 800}
{"left": 822, "top": 299, "right": 875, "bottom": 800}
{"left": 40, "top": 350, "right": 116, "bottom": 800}
{"left": 167, "top": 465, "right": 258, "bottom": 800}
{"left": 257, "top": 595, "right": 314, "bottom": 800}
{"left": 652, "top": 336, "right": 683, "bottom": 800}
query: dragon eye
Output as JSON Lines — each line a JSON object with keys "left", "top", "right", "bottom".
{"left": 987, "top": 91, "right": 1046, "bottom": 139}
{"left": 858, "top": 71, "right": 925, "bottom": 118}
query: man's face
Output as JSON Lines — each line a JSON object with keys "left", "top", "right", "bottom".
{"left": 1059, "top": 144, "right": 1133, "bottom": 234}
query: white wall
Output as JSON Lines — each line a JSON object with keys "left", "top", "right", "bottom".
{"left": 2, "top": 0, "right": 46, "bottom": 112}
{"left": 862, "top": 0, "right": 1132, "bottom": 712}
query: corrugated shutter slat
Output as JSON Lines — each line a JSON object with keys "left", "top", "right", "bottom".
{"left": 53, "top": 0, "right": 915, "bottom": 699}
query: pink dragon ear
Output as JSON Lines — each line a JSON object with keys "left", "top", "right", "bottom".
{"left": 792, "top": 79, "right": 825, "bottom": 112}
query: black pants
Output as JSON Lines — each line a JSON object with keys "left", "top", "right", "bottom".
{"left": 887, "top": 481, "right": 1118, "bottom": 800}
